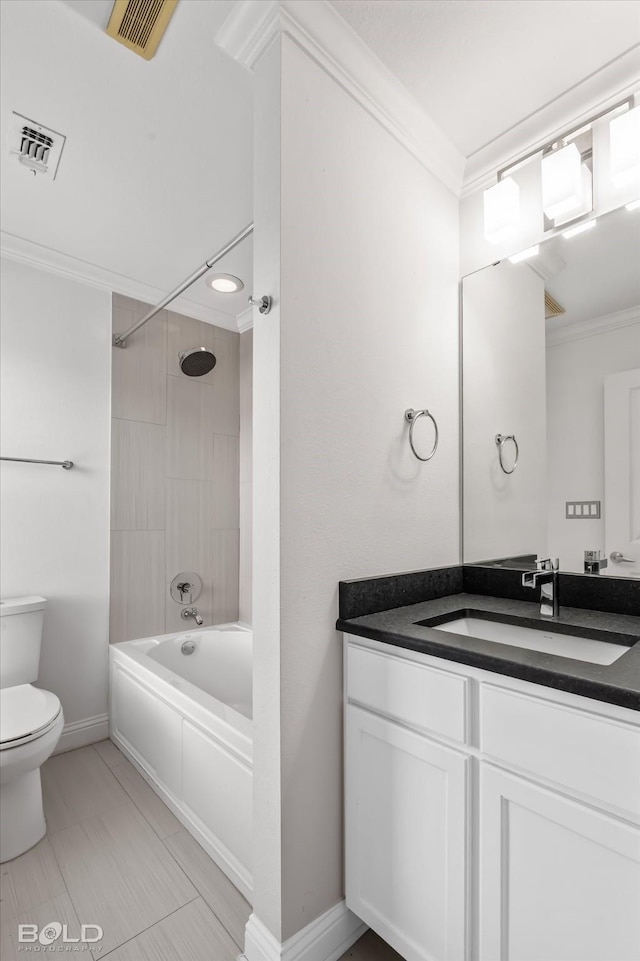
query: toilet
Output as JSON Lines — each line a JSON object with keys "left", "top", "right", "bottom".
{"left": 0, "top": 596, "right": 64, "bottom": 862}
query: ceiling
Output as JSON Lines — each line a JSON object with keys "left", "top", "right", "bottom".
{"left": 0, "top": 0, "right": 253, "bottom": 325}
{"left": 1, "top": 0, "right": 638, "bottom": 328}
{"left": 542, "top": 205, "right": 640, "bottom": 332}
{"left": 330, "top": 0, "right": 640, "bottom": 158}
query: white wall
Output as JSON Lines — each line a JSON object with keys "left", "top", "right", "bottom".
{"left": 462, "top": 260, "right": 547, "bottom": 562}
{"left": 546, "top": 318, "right": 640, "bottom": 572}
{"left": 252, "top": 34, "right": 283, "bottom": 943}
{"left": 252, "top": 32, "right": 460, "bottom": 943}
{"left": 0, "top": 258, "right": 111, "bottom": 739}
{"left": 239, "top": 328, "right": 253, "bottom": 624}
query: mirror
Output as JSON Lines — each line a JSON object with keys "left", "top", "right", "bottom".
{"left": 461, "top": 204, "right": 640, "bottom": 576}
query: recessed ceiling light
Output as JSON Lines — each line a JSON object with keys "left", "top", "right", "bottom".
{"left": 208, "top": 273, "right": 244, "bottom": 293}
{"left": 626, "top": 198, "right": 640, "bottom": 211}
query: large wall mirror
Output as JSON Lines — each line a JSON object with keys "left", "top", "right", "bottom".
{"left": 461, "top": 204, "right": 640, "bottom": 576}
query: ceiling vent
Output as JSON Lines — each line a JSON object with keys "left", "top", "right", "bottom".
{"left": 545, "top": 291, "right": 566, "bottom": 319}
{"left": 105, "top": 0, "right": 178, "bottom": 60}
{"left": 8, "top": 113, "right": 66, "bottom": 179}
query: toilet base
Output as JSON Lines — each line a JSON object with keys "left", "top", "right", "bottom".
{"left": 0, "top": 768, "right": 46, "bottom": 863}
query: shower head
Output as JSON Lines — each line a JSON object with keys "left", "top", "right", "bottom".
{"left": 178, "top": 348, "right": 217, "bottom": 377}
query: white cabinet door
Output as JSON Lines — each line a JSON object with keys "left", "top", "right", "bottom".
{"left": 479, "top": 763, "right": 640, "bottom": 961}
{"left": 345, "top": 704, "right": 468, "bottom": 961}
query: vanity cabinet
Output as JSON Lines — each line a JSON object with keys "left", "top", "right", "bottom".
{"left": 344, "top": 635, "right": 640, "bottom": 961}
{"left": 479, "top": 763, "right": 640, "bottom": 961}
{"left": 345, "top": 705, "right": 468, "bottom": 961}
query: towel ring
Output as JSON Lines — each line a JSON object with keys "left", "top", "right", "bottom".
{"left": 495, "top": 433, "right": 519, "bottom": 474}
{"left": 405, "top": 409, "right": 439, "bottom": 462}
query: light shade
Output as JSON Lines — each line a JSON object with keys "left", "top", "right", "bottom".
{"left": 542, "top": 143, "right": 584, "bottom": 220}
{"left": 553, "top": 164, "right": 593, "bottom": 226}
{"left": 483, "top": 177, "right": 520, "bottom": 243}
{"left": 610, "top": 105, "right": 640, "bottom": 187}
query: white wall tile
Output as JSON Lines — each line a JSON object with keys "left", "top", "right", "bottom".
{"left": 110, "top": 531, "right": 165, "bottom": 643}
{"left": 111, "top": 419, "right": 165, "bottom": 531}
{"left": 210, "top": 530, "right": 240, "bottom": 625}
{"left": 112, "top": 295, "right": 167, "bottom": 425}
{"left": 112, "top": 296, "right": 240, "bottom": 639}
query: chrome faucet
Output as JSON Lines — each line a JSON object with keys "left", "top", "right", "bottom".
{"left": 181, "top": 607, "right": 203, "bottom": 626}
{"left": 521, "top": 558, "right": 560, "bottom": 618}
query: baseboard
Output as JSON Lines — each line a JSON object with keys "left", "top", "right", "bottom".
{"left": 242, "top": 902, "right": 367, "bottom": 961}
{"left": 53, "top": 713, "right": 109, "bottom": 754}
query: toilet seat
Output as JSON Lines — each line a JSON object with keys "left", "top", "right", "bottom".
{"left": 0, "top": 685, "right": 62, "bottom": 751}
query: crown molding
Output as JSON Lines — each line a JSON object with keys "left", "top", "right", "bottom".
{"left": 528, "top": 248, "right": 567, "bottom": 284}
{"left": 546, "top": 305, "right": 640, "bottom": 347}
{"left": 0, "top": 232, "right": 239, "bottom": 331}
{"left": 462, "top": 63, "right": 640, "bottom": 197}
{"left": 237, "top": 305, "right": 254, "bottom": 333}
{"left": 215, "top": 0, "right": 464, "bottom": 196}
{"left": 214, "top": 0, "right": 280, "bottom": 69}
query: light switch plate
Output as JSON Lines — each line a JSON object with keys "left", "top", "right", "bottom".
{"left": 565, "top": 500, "right": 601, "bottom": 519}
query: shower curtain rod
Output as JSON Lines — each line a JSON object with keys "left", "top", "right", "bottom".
{"left": 112, "top": 223, "right": 254, "bottom": 348}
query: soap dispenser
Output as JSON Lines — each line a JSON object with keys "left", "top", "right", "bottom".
{"left": 584, "top": 550, "right": 607, "bottom": 574}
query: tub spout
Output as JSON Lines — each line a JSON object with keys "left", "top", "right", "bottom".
{"left": 181, "top": 607, "right": 203, "bottom": 626}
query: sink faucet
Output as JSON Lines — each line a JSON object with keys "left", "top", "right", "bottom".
{"left": 181, "top": 607, "right": 203, "bottom": 626}
{"left": 521, "top": 558, "right": 560, "bottom": 619}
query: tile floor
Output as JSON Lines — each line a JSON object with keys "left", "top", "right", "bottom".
{"left": 1, "top": 741, "right": 401, "bottom": 960}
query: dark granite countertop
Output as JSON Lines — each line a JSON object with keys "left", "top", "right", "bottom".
{"left": 337, "top": 592, "right": 640, "bottom": 711}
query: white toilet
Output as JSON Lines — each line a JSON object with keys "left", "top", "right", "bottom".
{"left": 0, "top": 596, "right": 64, "bottom": 862}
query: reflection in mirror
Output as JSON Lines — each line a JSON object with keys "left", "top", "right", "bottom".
{"left": 462, "top": 205, "right": 640, "bottom": 576}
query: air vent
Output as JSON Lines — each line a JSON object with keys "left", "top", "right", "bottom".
{"left": 545, "top": 291, "right": 565, "bottom": 319}
{"left": 106, "top": 0, "right": 178, "bottom": 60}
{"left": 7, "top": 113, "right": 66, "bottom": 179}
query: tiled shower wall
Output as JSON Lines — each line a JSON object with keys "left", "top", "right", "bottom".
{"left": 110, "top": 294, "right": 240, "bottom": 643}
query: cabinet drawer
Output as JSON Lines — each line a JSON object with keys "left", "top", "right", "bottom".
{"left": 347, "top": 643, "right": 469, "bottom": 744}
{"left": 480, "top": 683, "right": 640, "bottom": 814}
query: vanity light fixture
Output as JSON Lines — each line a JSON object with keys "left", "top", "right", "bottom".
{"left": 208, "top": 273, "right": 244, "bottom": 293}
{"left": 483, "top": 176, "right": 520, "bottom": 244}
{"left": 562, "top": 219, "right": 597, "bottom": 240}
{"left": 609, "top": 105, "right": 640, "bottom": 187}
{"left": 482, "top": 97, "right": 638, "bottom": 245}
{"left": 541, "top": 143, "right": 591, "bottom": 221}
{"left": 508, "top": 244, "right": 539, "bottom": 264}
{"left": 626, "top": 198, "right": 640, "bottom": 211}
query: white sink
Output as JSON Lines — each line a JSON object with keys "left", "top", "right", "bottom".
{"left": 430, "top": 616, "right": 629, "bottom": 665}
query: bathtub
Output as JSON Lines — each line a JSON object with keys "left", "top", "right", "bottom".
{"left": 109, "top": 623, "right": 252, "bottom": 900}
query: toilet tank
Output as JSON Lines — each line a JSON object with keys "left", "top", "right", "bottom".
{"left": 0, "top": 596, "right": 46, "bottom": 688}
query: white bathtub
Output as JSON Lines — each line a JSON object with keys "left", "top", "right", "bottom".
{"left": 109, "top": 623, "right": 253, "bottom": 900}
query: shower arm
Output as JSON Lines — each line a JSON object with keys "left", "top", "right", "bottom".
{"left": 112, "top": 223, "right": 257, "bottom": 348}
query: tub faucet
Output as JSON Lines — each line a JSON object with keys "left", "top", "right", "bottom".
{"left": 521, "top": 558, "right": 560, "bottom": 619}
{"left": 181, "top": 607, "right": 203, "bottom": 626}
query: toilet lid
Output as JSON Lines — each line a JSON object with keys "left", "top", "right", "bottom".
{"left": 0, "top": 684, "right": 62, "bottom": 748}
